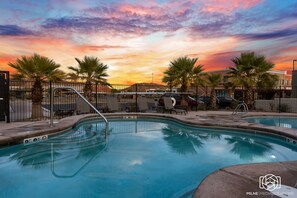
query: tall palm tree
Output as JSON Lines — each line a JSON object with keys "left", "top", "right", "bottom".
{"left": 229, "top": 52, "right": 278, "bottom": 108}
{"left": 206, "top": 73, "right": 221, "bottom": 109}
{"left": 68, "top": 56, "right": 110, "bottom": 101}
{"left": 162, "top": 56, "right": 204, "bottom": 106}
{"left": 9, "top": 54, "right": 64, "bottom": 118}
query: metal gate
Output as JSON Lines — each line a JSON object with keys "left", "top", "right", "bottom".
{"left": 0, "top": 71, "right": 9, "bottom": 123}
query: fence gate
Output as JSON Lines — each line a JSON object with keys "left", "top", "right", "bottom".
{"left": 0, "top": 71, "right": 9, "bottom": 123}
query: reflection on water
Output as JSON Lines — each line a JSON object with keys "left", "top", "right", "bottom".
{"left": 2, "top": 123, "right": 108, "bottom": 172}
{"left": 246, "top": 116, "right": 297, "bottom": 129}
{"left": 225, "top": 136, "right": 273, "bottom": 160}
{"left": 162, "top": 125, "right": 206, "bottom": 155}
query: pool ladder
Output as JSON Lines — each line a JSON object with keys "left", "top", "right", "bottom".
{"left": 232, "top": 101, "right": 248, "bottom": 116}
{"left": 49, "top": 86, "right": 109, "bottom": 140}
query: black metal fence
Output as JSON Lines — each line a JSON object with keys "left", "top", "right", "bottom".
{"left": 7, "top": 80, "right": 297, "bottom": 122}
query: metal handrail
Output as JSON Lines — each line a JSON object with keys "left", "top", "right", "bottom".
{"left": 50, "top": 140, "right": 107, "bottom": 178}
{"left": 232, "top": 101, "right": 248, "bottom": 115}
{"left": 50, "top": 86, "right": 109, "bottom": 140}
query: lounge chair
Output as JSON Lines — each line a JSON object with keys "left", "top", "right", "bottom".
{"left": 163, "top": 97, "right": 187, "bottom": 115}
{"left": 137, "top": 97, "right": 149, "bottom": 112}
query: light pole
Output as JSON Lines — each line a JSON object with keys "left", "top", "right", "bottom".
{"left": 292, "top": 60, "right": 297, "bottom": 97}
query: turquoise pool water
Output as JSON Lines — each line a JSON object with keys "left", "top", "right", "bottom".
{"left": 246, "top": 116, "right": 297, "bottom": 129}
{"left": 1, "top": 118, "right": 297, "bottom": 198}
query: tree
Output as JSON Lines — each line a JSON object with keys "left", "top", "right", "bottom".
{"left": 229, "top": 52, "right": 278, "bottom": 108}
{"left": 223, "top": 81, "right": 236, "bottom": 98}
{"left": 9, "top": 54, "right": 64, "bottom": 118}
{"left": 206, "top": 73, "right": 221, "bottom": 109}
{"left": 68, "top": 56, "right": 110, "bottom": 101}
{"left": 162, "top": 56, "right": 204, "bottom": 106}
{"left": 67, "top": 71, "right": 80, "bottom": 82}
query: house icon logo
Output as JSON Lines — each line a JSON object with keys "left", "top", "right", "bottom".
{"left": 259, "top": 174, "right": 281, "bottom": 191}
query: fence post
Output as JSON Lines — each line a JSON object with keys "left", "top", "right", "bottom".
{"left": 49, "top": 81, "right": 53, "bottom": 126}
{"left": 6, "top": 72, "right": 10, "bottom": 123}
{"left": 278, "top": 86, "right": 281, "bottom": 113}
{"left": 135, "top": 83, "right": 138, "bottom": 112}
{"left": 96, "top": 82, "right": 98, "bottom": 110}
{"left": 196, "top": 85, "right": 198, "bottom": 112}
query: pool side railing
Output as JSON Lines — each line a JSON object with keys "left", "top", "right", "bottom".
{"left": 50, "top": 86, "right": 109, "bottom": 141}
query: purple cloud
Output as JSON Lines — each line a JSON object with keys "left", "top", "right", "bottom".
{"left": 235, "top": 28, "right": 297, "bottom": 40}
{"left": 41, "top": 3, "right": 193, "bottom": 36}
{"left": 0, "top": 25, "right": 34, "bottom": 36}
{"left": 188, "top": 12, "right": 234, "bottom": 37}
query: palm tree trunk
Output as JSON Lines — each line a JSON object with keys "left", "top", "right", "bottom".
{"left": 227, "top": 89, "right": 233, "bottom": 98}
{"left": 83, "top": 80, "right": 93, "bottom": 102}
{"left": 31, "top": 79, "right": 43, "bottom": 119}
{"left": 245, "top": 88, "right": 254, "bottom": 109}
{"left": 180, "top": 83, "right": 188, "bottom": 109}
{"left": 210, "top": 89, "right": 217, "bottom": 109}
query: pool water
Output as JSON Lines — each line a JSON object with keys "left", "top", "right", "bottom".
{"left": 0, "top": 118, "right": 297, "bottom": 198}
{"left": 246, "top": 116, "right": 297, "bottom": 129}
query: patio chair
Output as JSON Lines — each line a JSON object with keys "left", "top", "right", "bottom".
{"left": 163, "top": 97, "right": 187, "bottom": 115}
{"left": 137, "top": 97, "right": 149, "bottom": 112}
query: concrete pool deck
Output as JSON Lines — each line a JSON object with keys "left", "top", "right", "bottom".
{"left": 193, "top": 161, "right": 297, "bottom": 198}
{"left": 0, "top": 111, "right": 296, "bottom": 197}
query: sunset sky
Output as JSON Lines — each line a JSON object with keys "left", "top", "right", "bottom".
{"left": 0, "top": 0, "right": 297, "bottom": 84}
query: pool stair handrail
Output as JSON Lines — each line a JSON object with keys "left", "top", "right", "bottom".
{"left": 232, "top": 101, "right": 248, "bottom": 116}
{"left": 50, "top": 86, "right": 109, "bottom": 140}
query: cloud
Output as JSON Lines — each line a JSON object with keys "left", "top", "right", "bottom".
{"left": 235, "top": 28, "right": 297, "bottom": 40}
{"left": 202, "top": 0, "right": 263, "bottom": 13}
{"left": 188, "top": 12, "right": 234, "bottom": 37}
{"left": 41, "top": 2, "right": 193, "bottom": 36}
{"left": 0, "top": 25, "right": 34, "bottom": 36}
{"left": 77, "top": 45, "right": 127, "bottom": 52}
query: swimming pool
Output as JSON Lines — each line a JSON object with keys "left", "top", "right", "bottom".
{"left": 245, "top": 116, "right": 297, "bottom": 129}
{"left": 0, "top": 118, "right": 297, "bottom": 198}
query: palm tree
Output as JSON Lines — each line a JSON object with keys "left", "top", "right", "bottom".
{"left": 229, "top": 52, "right": 278, "bottom": 108}
{"left": 162, "top": 56, "right": 204, "bottom": 106}
{"left": 68, "top": 56, "right": 110, "bottom": 101}
{"left": 9, "top": 54, "right": 64, "bottom": 118}
{"left": 223, "top": 81, "right": 236, "bottom": 98}
{"left": 206, "top": 73, "right": 222, "bottom": 109}
{"left": 67, "top": 71, "right": 80, "bottom": 82}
